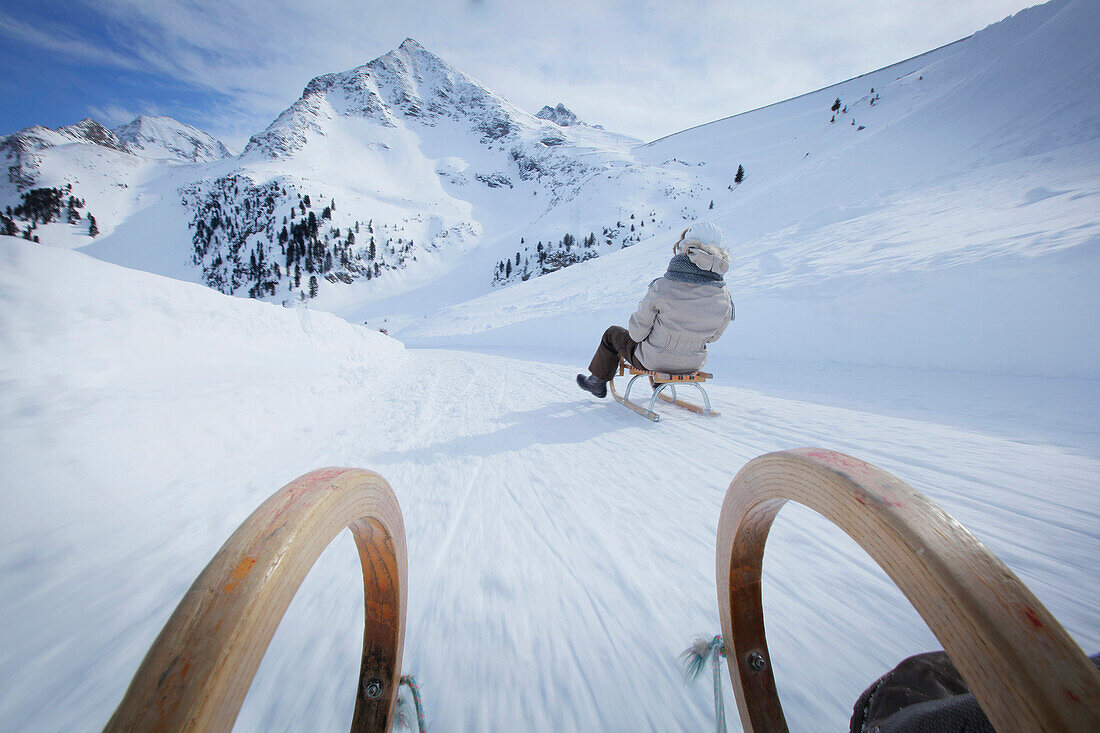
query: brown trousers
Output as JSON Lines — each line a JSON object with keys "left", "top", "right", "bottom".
{"left": 588, "top": 326, "right": 644, "bottom": 382}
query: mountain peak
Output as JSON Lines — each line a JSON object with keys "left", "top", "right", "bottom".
{"left": 536, "top": 103, "right": 584, "bottom": 127}
{"left": 113, "top": 115, "right": 231, "bottom": 162}
{"left": 1, "top": 117, "right": 127, "bottom": 154}
{"left": 245, "top": 37, "right": 536, "bottom": 157}
{"left": 60, "top": 118, "right": 128, "bottom": 151}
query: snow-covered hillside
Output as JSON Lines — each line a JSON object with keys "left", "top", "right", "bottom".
{"left": 1, "top": 0, "right": 1098, "bottom": 731}
{"left": 391, "top": 0, "right": 1100, "bottom": 378}
{"left": 1, "top": 234, "right": 1096, "bottom": 731}
{"left": 0, "top": 114, "right": 232, "bottom": 247}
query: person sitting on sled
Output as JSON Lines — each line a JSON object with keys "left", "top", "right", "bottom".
{"left": 577, "top": 221, "right": 734, "bottom": 398}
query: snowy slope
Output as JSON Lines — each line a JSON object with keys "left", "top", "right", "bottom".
{"left": 2, "top": 1, "right": 1099, "bottom": 730}
{"left": 392, "top": 0, "right": 1100, "bottom": 378}
{"left": 0, "top": 236, "right": 1096, "bottom": 732}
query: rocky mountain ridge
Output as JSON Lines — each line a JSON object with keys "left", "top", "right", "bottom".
{"left": 112, "top": 115, "right": 232, "bottom": 163}
{"left": 536, "top": 103, "right": 587, "bottom": 127}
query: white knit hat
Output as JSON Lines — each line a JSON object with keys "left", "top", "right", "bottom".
{"left": 673, "top": 221, "right": 729, "bottom": 274}
{"left": 681, "top": 221, "right": 723, "bottom": 248}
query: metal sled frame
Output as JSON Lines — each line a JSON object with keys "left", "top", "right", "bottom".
{"left": 609, "top": 359, "right": 719, "bottom": 422}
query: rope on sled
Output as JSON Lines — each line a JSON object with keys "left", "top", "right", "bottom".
{"left": 397, "top": 675, "right": 427, "bottom": 733}
{"left": 680, "top": 634, "right": 728, "bottom": 733}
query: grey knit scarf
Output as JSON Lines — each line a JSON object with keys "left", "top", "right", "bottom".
{"left": 664, "top": 253, "right": 724, "bottom": 285}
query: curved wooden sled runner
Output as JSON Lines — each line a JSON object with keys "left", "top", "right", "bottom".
{"left": 716, "top": 448, "right": 1100, "bottom": 732}
{"left": 106, "top": 468, "right": 407, "bottom": 733}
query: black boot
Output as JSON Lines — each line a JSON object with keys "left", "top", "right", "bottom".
{"left": 576, "top": 373, "right": 608, "bottom": 399}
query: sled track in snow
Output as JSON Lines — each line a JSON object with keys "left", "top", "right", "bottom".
{"left": 106, "top": 451, "right": 1099, "bottom": 731}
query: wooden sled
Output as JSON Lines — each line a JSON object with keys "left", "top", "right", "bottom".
{"left": 609, "top": 358, "right": 719, "bottom": 422}
{"left": 716, "top": 448, "right": 1100, "bottom": 732}
{"left": 105, "top": 468, "right": 407, "bottom": 732}
{"left": 105, "top": 452, "right": 1099, "bottom": 732}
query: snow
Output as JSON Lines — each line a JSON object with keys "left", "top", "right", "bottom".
{"left": 0, "top": 238, "right": 1096, "bottom": 731}
{"left": 1, "top": 0, "right": 1099, "bottom": 730}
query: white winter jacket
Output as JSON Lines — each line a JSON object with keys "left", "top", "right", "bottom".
{"left": 628, "top": 276, "right": 734, "bottom": 374}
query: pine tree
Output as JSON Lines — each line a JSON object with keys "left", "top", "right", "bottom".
{"left": 734, "top": 165, "right": 745, "bottom": 184}
{"left": 831, "top": 98, "right": 841, "bottom": 112}
{"left": 88, "top": 213, "right": 99, "bottom": 237}
{"left": 308, "top": 275, "right": 318, "bottom": 298}
{"left": 67, "top": 196, "right": 82, "bottom": 223}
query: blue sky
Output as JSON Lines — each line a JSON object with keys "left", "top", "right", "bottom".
{"left": 0, "top": 0, "right": 1040, "bottom": 150}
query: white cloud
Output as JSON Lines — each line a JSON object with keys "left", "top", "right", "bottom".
{"left": 41, "top": 0, "right": 1045, "bottom": 144}
{"left": 0, "top": 9, "right": 143, "bottom": 71}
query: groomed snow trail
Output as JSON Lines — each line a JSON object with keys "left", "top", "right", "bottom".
{"left": 1, "top": 239, "right": 1096, "bottom": 731}
{"left": 2, "top": 344, "right": 1098, "bottom": 731}
{"left": 239, "top": 348, "right": 1099, "bottom": 732}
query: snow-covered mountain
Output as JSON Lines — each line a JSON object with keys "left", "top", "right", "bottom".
{"left": 0, "top": 118, "right": 127, "bottom": 189}
{"left": 112, "top": 115, "right": 232, "bottom": 163}
{"left": 74, "top": 37, "right": 685, "bottom": 305}
{"left": 0, "top": 114, "right": 232, "bottom": 248}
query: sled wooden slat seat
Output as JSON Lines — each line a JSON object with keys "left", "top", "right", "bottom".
{"left": 618, "top": 361, "right": 712, "bottom": 383}
{"left": 106, "top": 468, "right": 408, "bottom": 733}
{"left": 611, "top": 358, "right": 719, "bottom": 420}
{"left": 716, "top": 448, "right": 1100, "bottom": 733}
